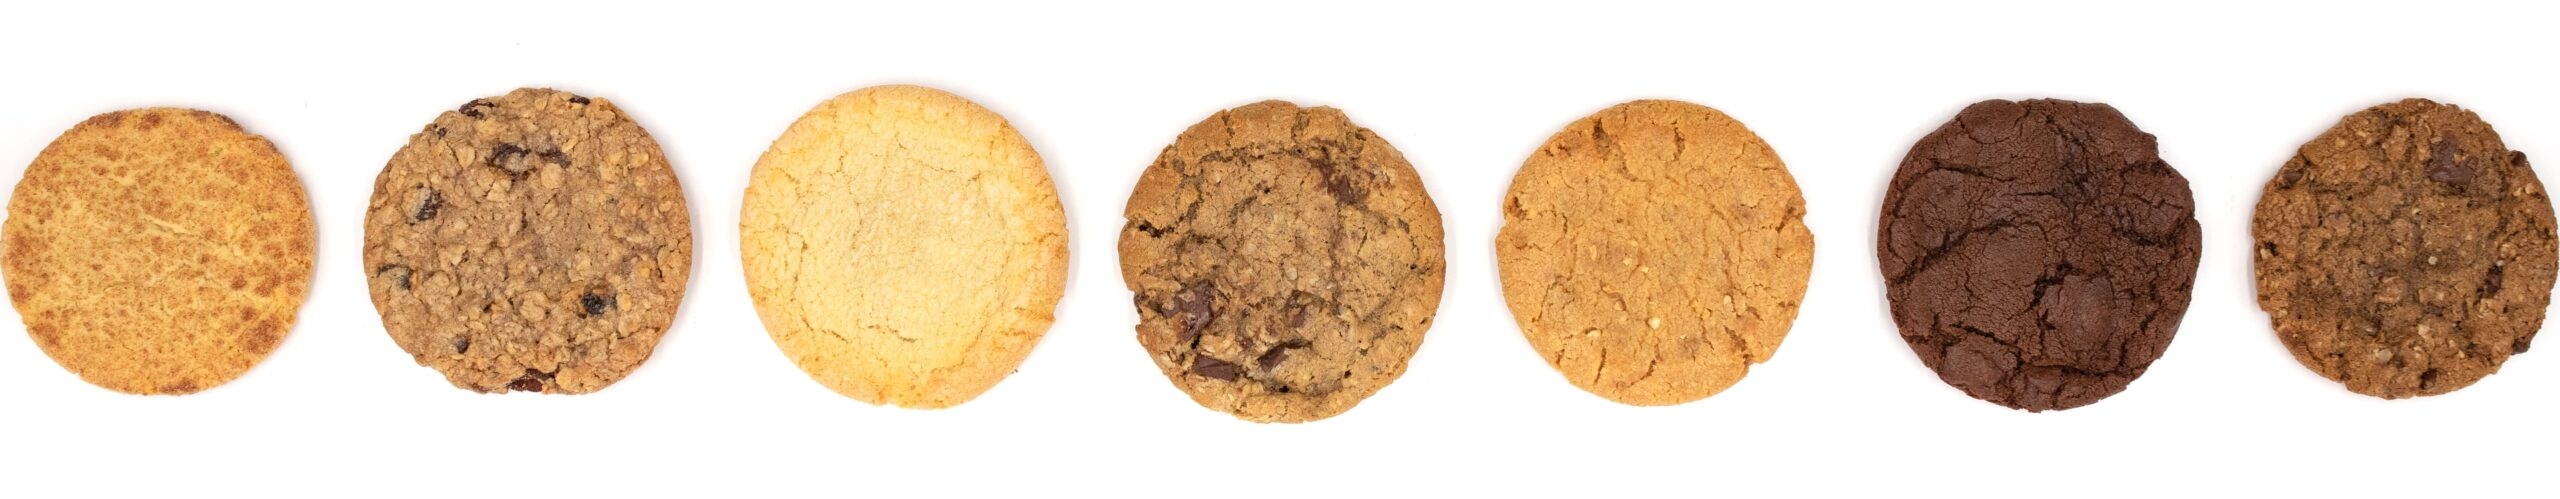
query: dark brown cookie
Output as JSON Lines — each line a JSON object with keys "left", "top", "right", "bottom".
{"left": 1119, "top": 100, "right": 1445, "bottom": 423}
{"left": 1877, "top": 98, "right": 2200, "bottom": 411}
{"left": 2253, "top": 98, "right": 2556, "bottom": 398}
{"left": 362, "top": 88, "right": 692, "bottom": 394}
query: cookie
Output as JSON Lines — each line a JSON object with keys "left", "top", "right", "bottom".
{"left": 4, "top": 108, "right": 314, "bottom": 394}
{"left": 2253, "top": 98, "right": 2556, "bottom": 398}
{"left": 1877, "top": 99, "right": 2200, "bottom": 412}
{"left": 1120, "top": 100, "right": 1446, "bottom": 423}
{"left": 741, "top": 85, "right": 1066, "bottom": 408}
{"left": 362, "top": 88, "right": 692, "bottom": 394}
{"left": 1496, "top": 100, "right": 1813, "bottom": 406}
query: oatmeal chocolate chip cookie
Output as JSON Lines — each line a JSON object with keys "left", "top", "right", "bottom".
{"left": 741, "top": 85, "right": 1066, "bottom": 408}
{"left": 1497, "top": 100, "right": 1813, "bottom": 406}
{"left": 1877, "top": 99, "right": 2200, "bottom": 412}
{"left": 2254, "top": 98, "right": 2556, "bottom": 398}
{"left": 5, "top": 108, "right": 314, "bottom": 395}
{"left": 363, "top": 88, "right": 692, "bottom": 394}
{"left": 1120, "top": 100, "right": 1445, "bottom": 423}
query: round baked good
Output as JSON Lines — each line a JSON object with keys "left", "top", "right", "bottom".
{"left": 5, "top": 108, "right": 314, "bottom": 394}
{"left": 741, "top": 85, "right": 1067, "bottom": 408}
{"left": 1496, "top": 99, "right": 1813, "bottom": 406}
{"left": 362, "top": 88, "right": 693, "bottom": 394}
{"left": 1877, "top": 98, "right": 2201, "bottom": 412}
{"left": 2254, "top": 98, "right": 2556, "bottom": 398}
{"left": 1119, "top": 100, "right": 1446, "bottom": 423}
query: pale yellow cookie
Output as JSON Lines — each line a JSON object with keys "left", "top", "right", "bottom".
{"left": 5, "top": 108, "right": 315, "bottom": 394}
{"left": 741, "top": 85, "right": 1067, "bottom": 408}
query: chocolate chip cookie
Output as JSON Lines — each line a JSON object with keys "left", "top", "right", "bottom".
{"left": 362, "top": 88, "right": 692, "bottom": 394}
{"left": 1497, "top": 100, "right": 1813, "bottom": 406}
{"left": 5, "top": 108, "right": 314, "bottom": 394}
{"left": 2254, "top": 98, "right": 2556, "bottom": 398}
{"left": 742, "top": 85, "right": 1067, "bottom": 408}
{"left": 1119, "top": 100, "right": 1446, "bottom": 423}
{"left": 1877, "top": 98, "right": 2200, "bottom": 412}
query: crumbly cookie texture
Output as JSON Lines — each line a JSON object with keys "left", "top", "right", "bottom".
{"left": 363, "top": 88, "right": 692, "bottom": 394}
{"left": 1878, "top": 99, "right": 2200, "bottom": 412}
{"left": 5, "top": 108, "right": 314, "bottom": 395}
{"left": 2254, "top": 98, "right": 2556, "bottom": 398}
{"left": 741, "top": 85, "right": 1066, "bottom": 408}
{"left": 1120, "top": 100, "right": 1445, "bottom": 423}
{"left": 1497, "top": 100, "right": 1812, "bottom": 406}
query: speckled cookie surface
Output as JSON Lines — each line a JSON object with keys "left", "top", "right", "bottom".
{"left": 741, "top": 85, "right": 1066, "bottom": 408}
{"left": 2254, "top": 98, "right": 2556, "bottom": 398}
{"left": 1120, "top": 100, "right": 1445, "bottom": 423}
{"left": 363, "top": 88, "right": 692, "bottom": 394}
{"left": 1878, "top": 98, "right": 2200, "bottom": 412}
{"left": 5, "top": 108, "right": 313, "bottom": 394}
{"left": 1497, "top": 100, "right": 1812, "bottom": 406}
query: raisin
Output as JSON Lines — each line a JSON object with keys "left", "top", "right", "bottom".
{"left": 581, "top": 291, "right": 615, "bottom": 317}
{"left": 410, "top": 186, "right": 442, "bottom": 222}
{"left": 458, "top": 99, "right": 496, "bottom": 119}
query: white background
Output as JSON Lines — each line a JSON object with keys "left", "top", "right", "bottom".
{"left": 1, "top": 1, "right": 2552, "bottom": 496}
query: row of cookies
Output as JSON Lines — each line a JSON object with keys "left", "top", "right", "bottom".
{"left": 4, "top": 87, "right": 2548, "bottom": 422}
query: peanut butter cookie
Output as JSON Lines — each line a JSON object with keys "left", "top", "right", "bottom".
{"left": 1498, "top": 100, "right": 1812, "bottom": 406}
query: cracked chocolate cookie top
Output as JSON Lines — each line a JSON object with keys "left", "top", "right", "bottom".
{"left": 1877, "top": 99, "right": 2199, "bottom": 412}
{"left": 1119, "top": 100, "right": 1445, "bottom": 423}
{"left": 1497, "top": 100, "right": 1812, "bottom": 406}
{"left": 742, "top": 85, "right": 1066, "bottom": 408}
{"left": 363, "top": 88, "right": 692, "bottom": 394}
{"left": 5, "top": 108, "right": 314, "bottom": 395}
{"left": 2254, "top": 98, "right": 2555, "bottom": 399}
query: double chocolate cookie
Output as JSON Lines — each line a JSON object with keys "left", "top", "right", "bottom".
{"left": 1877, "top": 99, "right": 2200, "bottom": 411}
{"left": 1119, "top": 100, "right": 1446, "bottom": 423}
{"left": 362, "top": 88, "right": 693, "bottom": 394}
{"left": 2254, "top": 98, "right": 2555, "bottom": 398}
{"left": 5, "top": 108, "right": 315, "bottom": 394}
{"left": 1498, "top": 100, "right": 1813, "bottom": 406}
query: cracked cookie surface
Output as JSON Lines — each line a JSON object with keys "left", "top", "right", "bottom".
{"left": 5, "top": 108, "right": 314, "bottom": 395}
{"left": 1497, "top": 100, "right": 1811, "bottom": 406}
{"left": 1120, "top": 100, "right": 1445, "bottom": 423}
{"left": 742, "top": 85, "right": 1066, "bottom": 408}
{"left": 2253, "top": 98, "right": 2555, "bottom": 398}
{"left": 363, "top": 88, "right": 692, "bottom": 394}
{"left": 1877, "top": 99, "right": 2199, "bottom": 412}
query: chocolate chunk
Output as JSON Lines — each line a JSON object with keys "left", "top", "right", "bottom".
{"left": 1304, "top": 152, "right": 1367, "bottom": 205}
{"left": 2483, "top": 263, "right": 2506, "bottom": 297}
{"left": 1171, "top": 281, "right": 1217, "bottom": 344}
{"left": 409, "top": 186, "right": 442, "bottom": 222}
{"left": 1257, "top": 339, "right": 1310, "bottom": 370}
{"left": 566, "top": 95, "right": 590, "bottom": 105}
{"left": 452, "top": 336, "right": 470, "bottom": 354}
{"left": 1192, "top": 356, "right": 1242, "bottom": 380}
{"left": 2429, "top": 133, "right": 2473, "bottom": 185}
